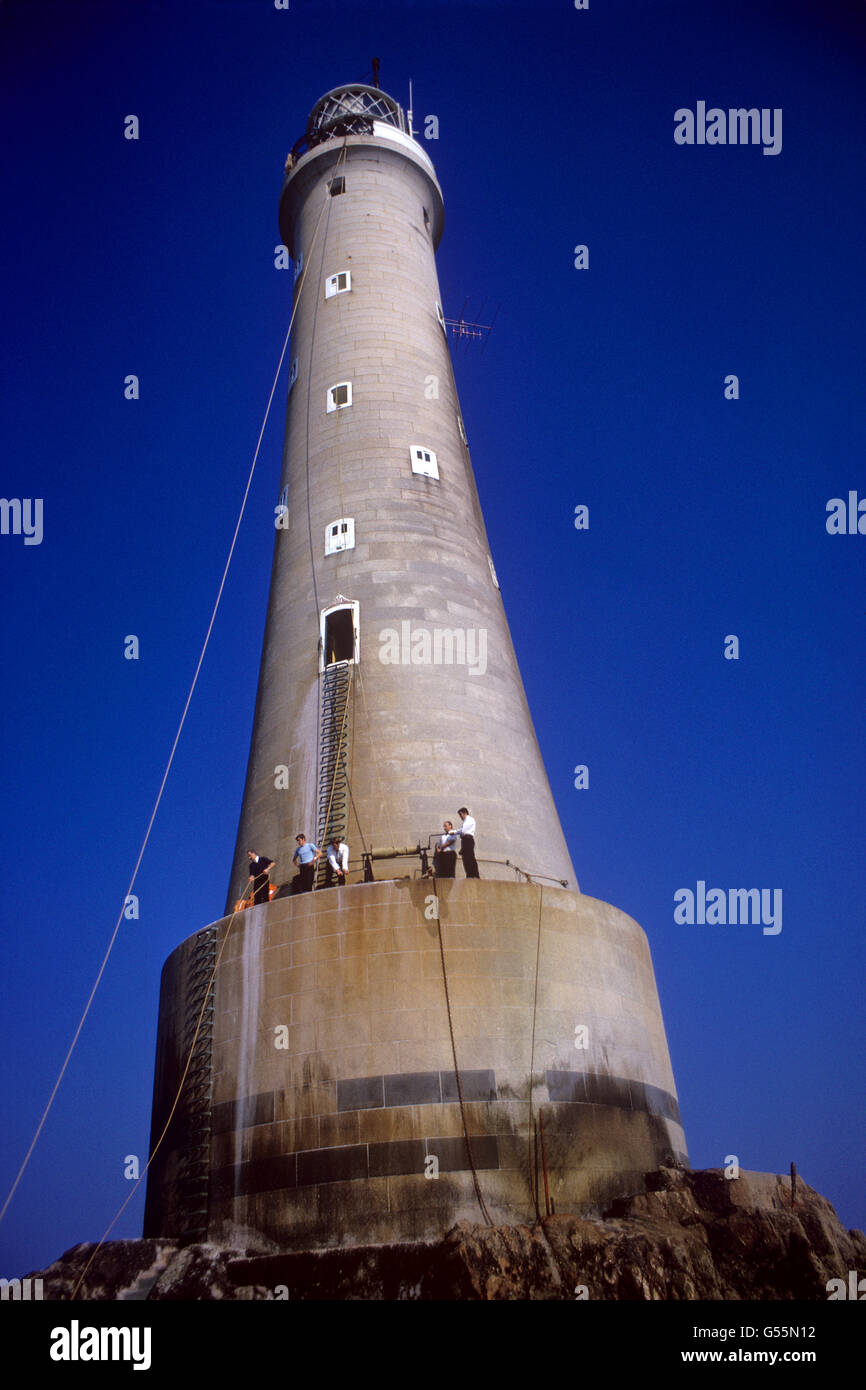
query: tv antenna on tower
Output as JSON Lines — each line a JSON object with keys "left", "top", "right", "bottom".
{"left": 445, "top": 298, "right": 499, "bottom": 353}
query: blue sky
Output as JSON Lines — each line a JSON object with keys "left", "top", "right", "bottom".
{"left": 1, "top": 0, "right": 864, "bottom": 1278}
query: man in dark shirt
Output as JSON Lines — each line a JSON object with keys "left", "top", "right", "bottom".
{"left": 246, "top": 850, "right": 274, "bottom": 905}
{"left": 434, "top": 821, "right": 458, "bottom": 878}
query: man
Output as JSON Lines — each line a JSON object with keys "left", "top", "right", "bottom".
{"left": 246, "top": 850, "right": 274, "bottom": 905}
{"left": 457, "top": 807, "right": 479, "bottom": 878}
{"left": 326, "top": 836, "right": 350, "bottom": 887}
{"left": 291, "top": 833, "right": 321, "bottom": 893}
{"left": 433, "top": 821, "right": 458, "bottom": 878}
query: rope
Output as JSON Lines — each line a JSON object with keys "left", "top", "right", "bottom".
{"left": 315, "top": 663, "right": 353, "bottom": 887}
{"left": 299, "top": 140, "right": 374, "bottom": 870}
{"left": 305, "top": 141, "right": 349, "bottom": 853}
{"left": 526, "top": 882, "right": 545, "bottom": 1221}
{"left": 355, "top": 664, "right": 399, "bottom": 852}
{"left": 304, "top": 138, "right": 349, "bottom": 622}
{"left": 342, "top": 766, "right": 369, "bottom": 861}
{"left": 430, "top": 875, "right": 494, "bottom": 1226}
{"left": 0, "top": 169, "right": 334, "bottom": 1230}
{"left": 70, "top": 902, "right": 247, "bottom": 1298}
{"left": 326, "top": 188, "right": 360, "bottom": 854}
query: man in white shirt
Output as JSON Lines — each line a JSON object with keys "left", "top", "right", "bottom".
{"left": 326, "top": 836, "right": 350, "bottom": 886}
{"left": 457, "top": 806, "right": 479, "bottom": 878}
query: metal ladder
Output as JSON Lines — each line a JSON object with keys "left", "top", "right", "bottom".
{"left": 175, "top": 925, "right": 217, "bottom": 1244}
{"left": 316, "top": 661, "right": 351, "bottom": 885}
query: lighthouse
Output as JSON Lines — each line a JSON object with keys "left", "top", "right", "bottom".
{"left": 144, "top": 82, "right": 687, "bottom": 1251}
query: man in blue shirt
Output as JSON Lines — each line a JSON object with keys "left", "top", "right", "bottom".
{"left": 291, "top": 833, "right": 321, "bottom": 893}
{"left": 433, "top": 821, "right": 458, "bottom": 878}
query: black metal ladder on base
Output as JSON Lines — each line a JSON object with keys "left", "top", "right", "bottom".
{"left": 316, "top": 661, "right": 351, "bottom": 885}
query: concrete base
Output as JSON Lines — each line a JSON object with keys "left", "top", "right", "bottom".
{"left": 145, "top": 878, "right": 686, "bottom": 1249}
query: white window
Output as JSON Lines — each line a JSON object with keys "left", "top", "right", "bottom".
{"left": 325, "top": 518, "right": 355, "bottom": 556}
{"left": 327, "top": 382, "right": 352, "bottom": 412}
{"left": 488, "top": 554, "right": 500, "bottom": 590}
{"left": 320, "top": 600, "right": 359, "bottom": 671}
{"left": 456, "top": 414, "right": 467, "bottom": 444}
{"left": 289, "top": 358, "right": 299, "bottom": 389}
{"left": 293, "top": 251, "right": 303, "bottom": 283}
{"left": 410, "top": 445, "right": 439, "bottom": 479}
{"left": 325, "top": 271, "right": 352, "bottom": 299}
{"left": 436, "top": 301, "right": 446, "bottom": 332}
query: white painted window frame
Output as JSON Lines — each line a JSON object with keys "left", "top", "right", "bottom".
{"left": 325, "top": 271, "right": 352, "bottom": 300}
{"left": 319, "top": 599, "right": 360, "bottom": 672}
{"left": 410, "top": 445, "right": 439, "bottom": 480}
{"left": 325, "top": 517, "right": 355, "bottom": 556}
{"left": 327, "top": 381, "right": 352, "bottom": 412}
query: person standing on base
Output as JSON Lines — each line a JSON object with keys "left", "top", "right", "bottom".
{"left": 246, "top": 850, "right": 274, "bottom": 905}
{"left": 326, "top": 836, "right": 350, "bottom": 887}
{"left": 457, "top": 807, "right": 479, "bottom": 878}
{"left": 433, "top": 821, "right": 458, "bottom": 878}
{"left": 291, "top": 833, "right": 321, "bottom": 893}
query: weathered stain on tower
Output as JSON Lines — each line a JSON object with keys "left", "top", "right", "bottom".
{"left": 144, "top": 82, "right": 687, "bottom": 1251}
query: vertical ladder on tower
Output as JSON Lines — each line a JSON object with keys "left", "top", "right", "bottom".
{"left": 316, "top": 660, "right": 352, "bottom": 885}
{"left": 175, "top": 925, "right": 217, "bottom": 1244}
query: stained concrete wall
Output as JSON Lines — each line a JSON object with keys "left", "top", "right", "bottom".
{"left": 227, "top": 127, "right": 577, "bottom": 907}
{"left": 143, "top": 931, "right": 208, "bottom": 1241}
{"left": 146, "top": 880, "right": 687, "bottom": 1249}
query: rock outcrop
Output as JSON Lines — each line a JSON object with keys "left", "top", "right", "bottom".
{"left": 20, "top": 1168, "right": 866, "bottom": 1300}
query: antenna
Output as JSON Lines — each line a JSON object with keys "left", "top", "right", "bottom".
{"left": 481, "top": 303, "right": 500, "bottom": 356}
{"left": 443, "top": 299, "right": 498, "bottom": 351}
{"left": 372, "top": 57, "right": 380, "bottom": 89}
{"left": 407, "top": 79, "right": 415, "bottom": 138}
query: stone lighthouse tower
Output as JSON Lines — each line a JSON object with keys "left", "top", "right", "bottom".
{"left": 144, "top": 82, "right": 687, "bottom": 1251}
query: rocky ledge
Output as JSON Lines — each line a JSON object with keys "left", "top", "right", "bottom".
{"left": 20, "top": 1167, "right": 866, "bottom": 1300}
